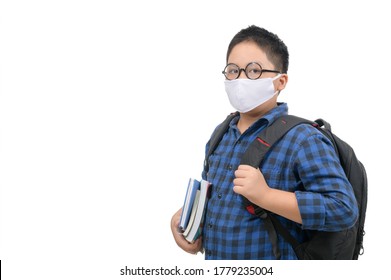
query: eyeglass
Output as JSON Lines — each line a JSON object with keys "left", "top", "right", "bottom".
{"left": 222, "top": 62, "right": 281, "bottom": 80}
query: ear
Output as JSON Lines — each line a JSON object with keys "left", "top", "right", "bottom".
{"left": 276, "top": 74, "right": 288, "bottom": 92}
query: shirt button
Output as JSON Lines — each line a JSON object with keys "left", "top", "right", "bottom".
{"left": 218, "top": 193, "right": 222, "bottom": 199}
{"left": 208, "top": 223, "right": 213, "bottom": 228}
{"left": 227, "top": 165, "right": 233, "bottom": 170}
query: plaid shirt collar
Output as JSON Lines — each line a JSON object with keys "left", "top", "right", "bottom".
{"left": 229, "top": 102, "right": 289, "bottom": 133}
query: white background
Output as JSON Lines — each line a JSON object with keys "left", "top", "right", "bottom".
{"left": 1, "top": 0, "right": 389, "bottom": 279}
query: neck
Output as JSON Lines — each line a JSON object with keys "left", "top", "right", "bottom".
{"left": 237, "top": 102, "right": 278, "bottom": 134}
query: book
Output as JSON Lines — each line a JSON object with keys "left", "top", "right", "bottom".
{"left": 182, "top": 190, "right": 200, "bottom": 237}
{"left": 182, "top": 179, "right": 212, "bottom": 243}
{"left": 178, "top": 178, "right": 200, "bottom": 232}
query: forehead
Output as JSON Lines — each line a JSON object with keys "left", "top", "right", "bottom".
{"left": 227, "top": 41, "right": 274, "bottom": 68}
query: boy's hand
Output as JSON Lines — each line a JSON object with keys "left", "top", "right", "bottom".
{"left": 170, "top": 208, "right": 203, "bottom": 255}
{"left": 233, "top": 164, "right": 270, "bottom": 205}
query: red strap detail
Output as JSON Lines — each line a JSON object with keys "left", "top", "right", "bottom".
{"left": 246, "top": 205, "right": 255, "bottom": 215}
{"left": 256, "top": 137, "right": 271, "bottom": 147}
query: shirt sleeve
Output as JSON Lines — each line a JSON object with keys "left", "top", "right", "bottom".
{"left": 294, "top": 131, "right": 358, "bottom": 231}
{"left": 201, "top": 141, "right": 209, "bottom": 181}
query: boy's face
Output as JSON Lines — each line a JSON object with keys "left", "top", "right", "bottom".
{"left": 227, "top": 41, "right": 287, "bottom": 115}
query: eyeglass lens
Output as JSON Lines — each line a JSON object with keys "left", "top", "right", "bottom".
{"left": 223, "top": 62, "right": 263, "bottom": 80}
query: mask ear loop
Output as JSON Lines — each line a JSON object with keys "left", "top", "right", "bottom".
{"left": 272, "top": 73, "right": 282, "bottom": 81}
{"left": 272, "top": 74, "right": 283, "bottom": 95}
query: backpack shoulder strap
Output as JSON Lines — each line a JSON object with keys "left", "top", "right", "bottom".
{"left": 203, "top": 112, "right": 239, "bottom": 174}
{"left": 241, "top": 115, "right": 314, "bottom": 168}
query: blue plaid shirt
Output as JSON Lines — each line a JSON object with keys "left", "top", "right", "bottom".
{"left": 201, "top": 103, "right": 358, "bottom": 260}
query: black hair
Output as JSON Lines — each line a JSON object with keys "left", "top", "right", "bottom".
{"left": 226, "top": 25, "right": 289, "bottom": 74}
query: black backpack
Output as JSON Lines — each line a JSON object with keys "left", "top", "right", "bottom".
{"left": 204, "top": 112, "right": 368, "bottom": 260}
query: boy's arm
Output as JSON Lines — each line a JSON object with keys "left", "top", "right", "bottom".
{"left": 293, "top": 133, "right": 358, "bottom": 231}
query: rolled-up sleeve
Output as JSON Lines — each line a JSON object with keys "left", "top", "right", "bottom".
{"left": 294, "top": 133, "right": 358, "bottom": 231}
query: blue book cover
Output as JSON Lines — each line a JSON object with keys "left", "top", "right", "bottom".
{"left": 178, "top": 178, "right": 200, "bottom": 232}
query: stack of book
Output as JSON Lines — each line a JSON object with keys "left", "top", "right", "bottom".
{"left": 178, "top": 178, "right": 211, "bottom": 243}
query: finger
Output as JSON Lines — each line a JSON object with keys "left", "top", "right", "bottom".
{"left": 191, "top": 237, "right": 203, "bottom": 254}
{"left": 183, "top": 237, "right": 203, "bottom": 255}
{"left": 171, "top": 208, "right": 183, "bottom": 231}
{"left": 232, "top": 184, "right": 244, "bottom": 195}
{"left": 237, "top": 164, "right": 254, "bottom": 170}
{"left": 234, "top": 168, "right": 249, "bottom": 178}
{"left": 235, "top": 165, "right": 257, "bottom": 177}
{"left": 233, "top": 177, "right": 245, "bottom": 186}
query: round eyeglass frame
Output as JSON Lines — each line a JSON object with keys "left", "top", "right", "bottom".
{"left": 222, "top": 62, "right": 281, "bottom": 80}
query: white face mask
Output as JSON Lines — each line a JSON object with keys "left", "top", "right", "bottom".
{"left": 224, "top": 74, "right": 281, "bottom": 113}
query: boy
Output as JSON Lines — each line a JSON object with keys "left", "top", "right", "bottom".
{"left": 170, "top": 25, "right": 358, "bottom": 260}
